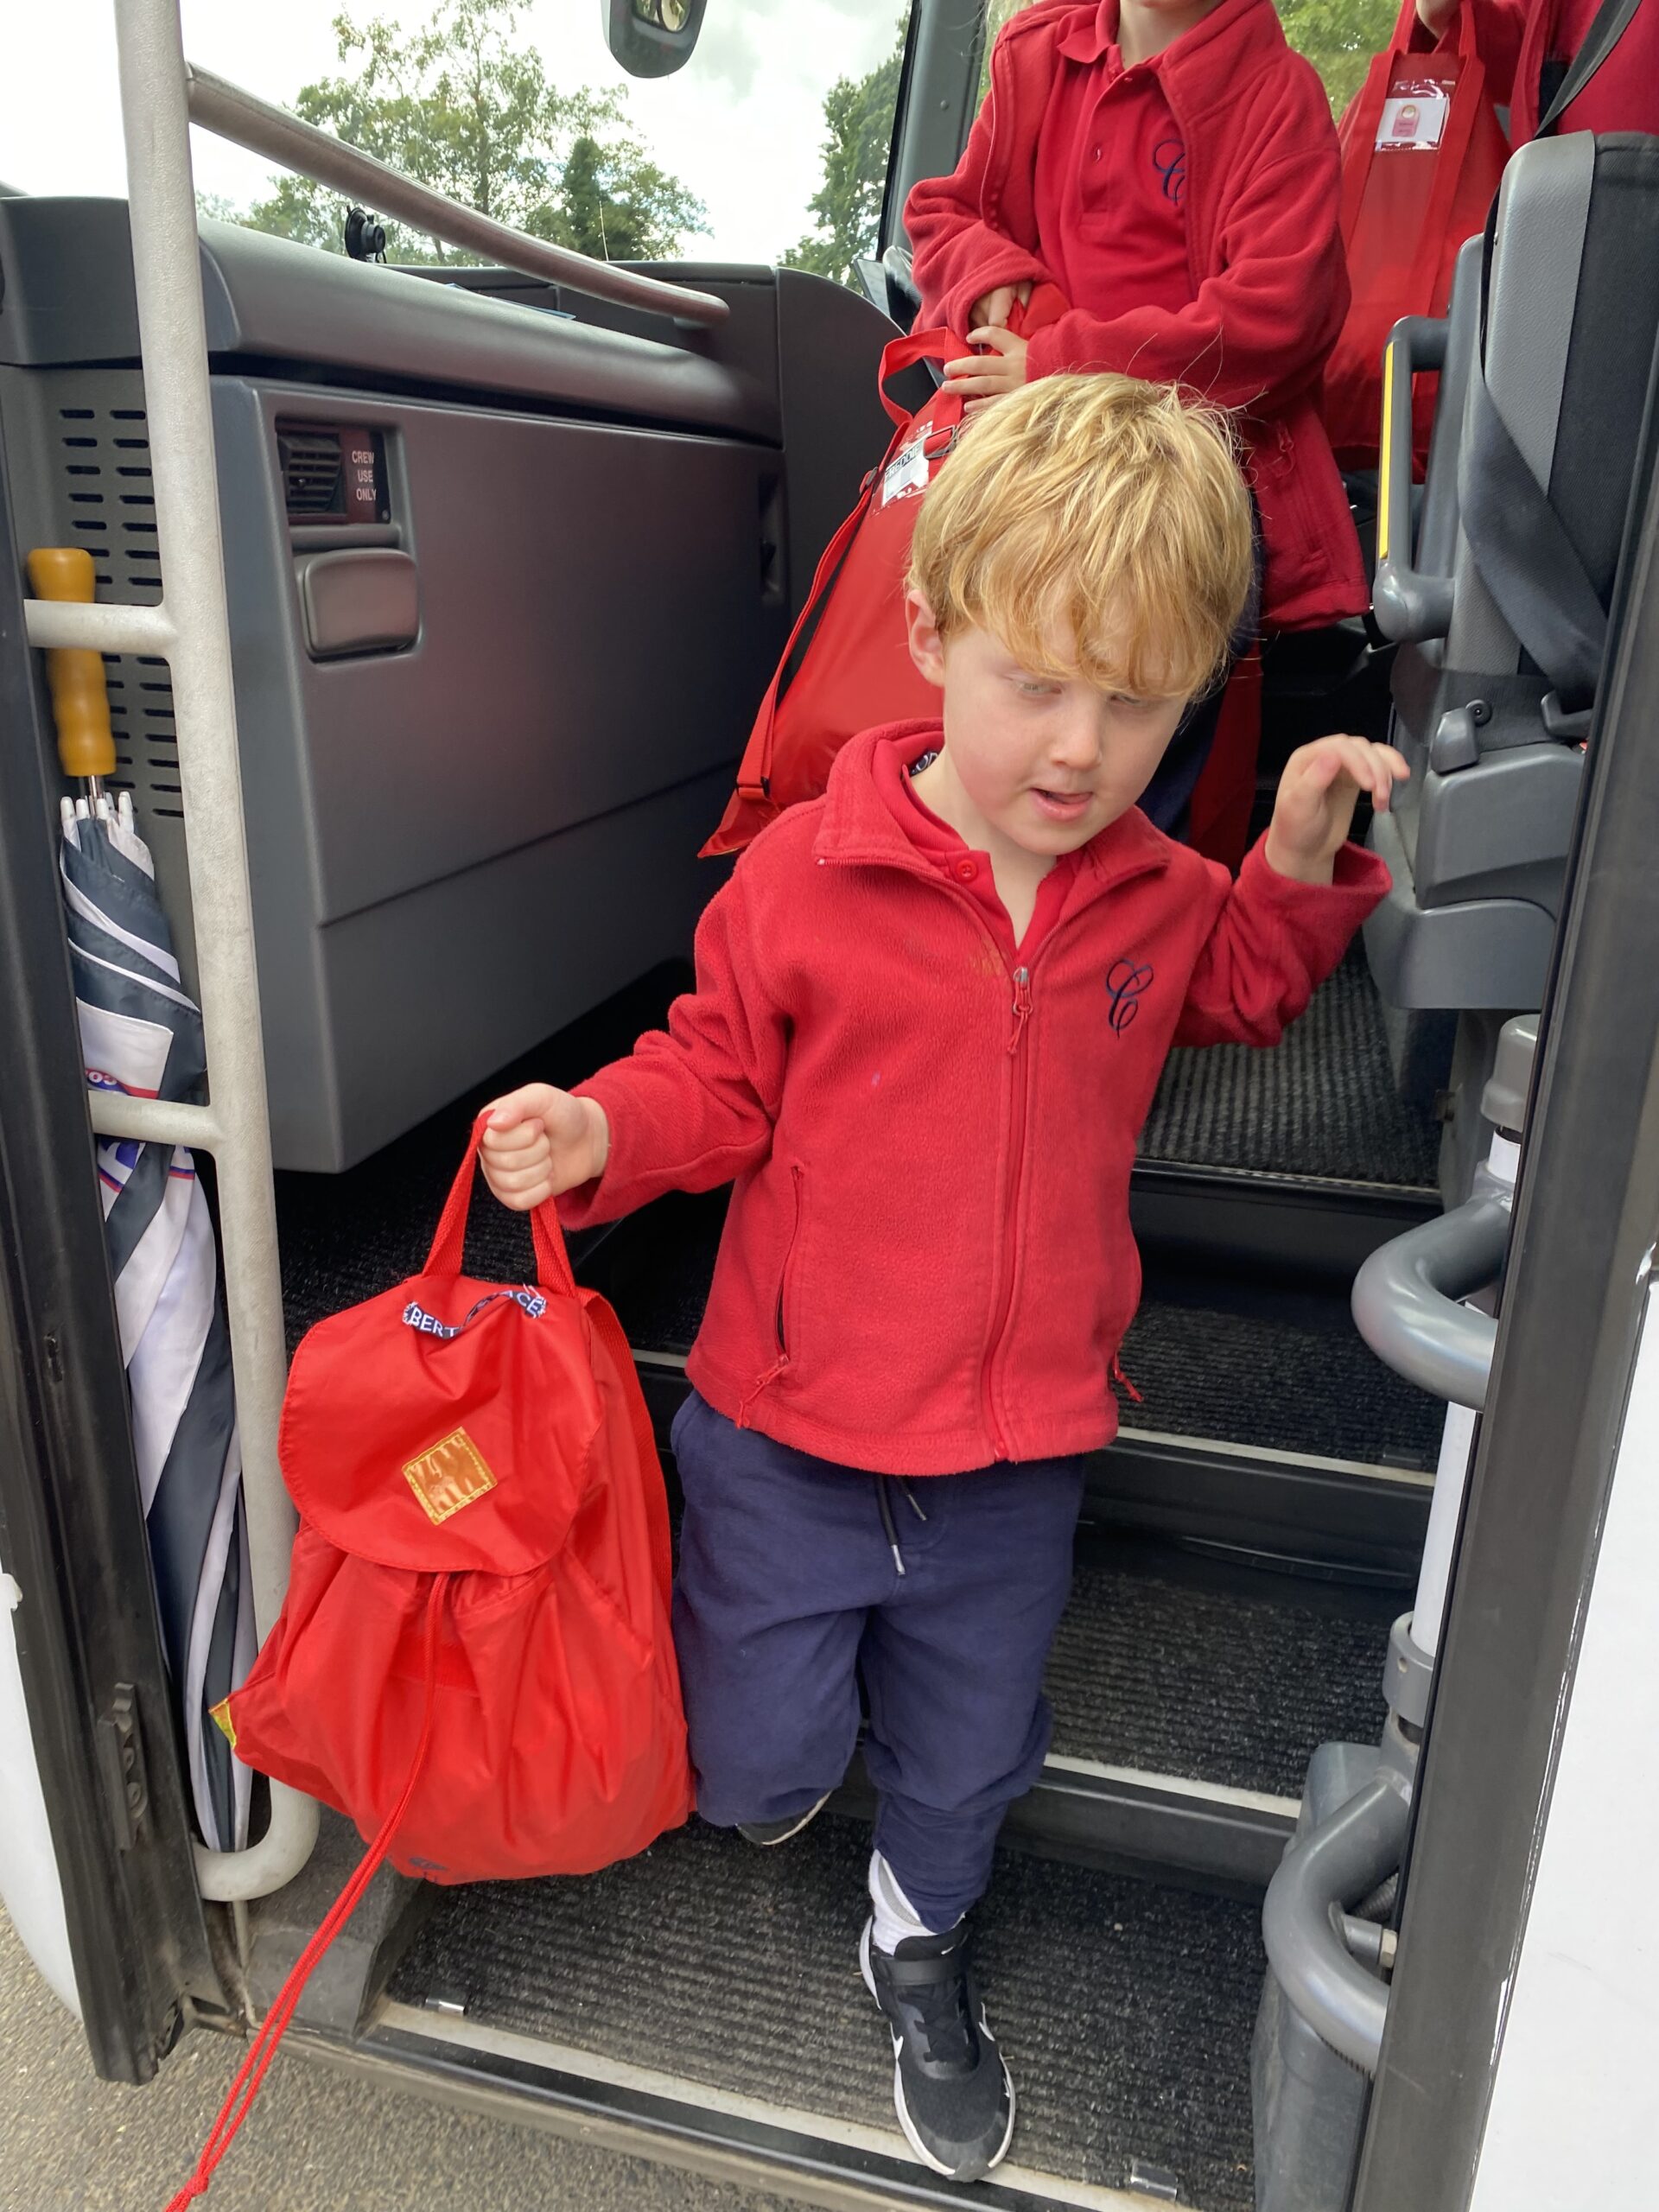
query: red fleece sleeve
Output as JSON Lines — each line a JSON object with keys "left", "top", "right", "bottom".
{"left": 906, "top": 83, "right": 1057, "bottom": 338}
{"left": 1021, "top": 115, "right": 1350, "bottom": 412}
{"left": 556, "top": 868, "right": 786, "bottom": 1228}
{"left": 1173, "top": 839, "right": 1391, "bottom": 1048}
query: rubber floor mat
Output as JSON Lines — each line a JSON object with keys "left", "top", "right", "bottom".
{"left": 1045, "top": 1548, "right": 1393, "bottom": 1795}
{"left": 389, "top": 1813, "right": 1262, "bottom": 2210}
{"left": 1141, "top": 947, "right": 1440, "bottom": 1188}
{"left": 1118, "top": 1277, "right": 1444, "bottom": 1470}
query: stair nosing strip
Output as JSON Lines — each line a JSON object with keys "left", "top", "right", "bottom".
{"left": 372, "top": 1999, "right": 1203, "bottom": 2211}
{"left": 1037, "top": 1753, "right": 1300, "bottom": 1821}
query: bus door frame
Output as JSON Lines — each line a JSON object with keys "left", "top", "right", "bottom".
{"left": 0, "top": 413, "right": 222, "bottom": 2083}
{"left": 1351, "top": 340, "right": 1659, "bottom": 2208}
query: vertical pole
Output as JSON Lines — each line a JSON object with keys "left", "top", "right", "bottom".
{"left": 111, "top": 0, "right": 316, "bottom": 1899}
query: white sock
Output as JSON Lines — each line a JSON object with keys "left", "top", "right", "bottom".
{"left": 868, "top": 1848, "right": 958, "bottom": 1955}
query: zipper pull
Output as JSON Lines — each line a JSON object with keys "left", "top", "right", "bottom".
{"left": 1008, "top": 967, "right": 1033, "bottom": 1053}
{"left": 1110, "top": 1355, "right": 1143, "bottom": 1405}
{"left": 737, "top": 1353, "right": 788, "bottom": 1428}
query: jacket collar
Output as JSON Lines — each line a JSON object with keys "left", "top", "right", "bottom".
{"left": 996, "top": 0, "right": 1288, "bottom": 118}
{"left": 814, "top": 722, "right": 1173, "bottom": 908}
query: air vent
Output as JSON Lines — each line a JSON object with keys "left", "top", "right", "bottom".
{"left": 276, "top": 423, "right": 390, "bottom": 525}
{"left": 280, "top": 426, "right": 346, "bottom": 518}
{"left": 52, "top": 391, "right": 179, "bottom": 820}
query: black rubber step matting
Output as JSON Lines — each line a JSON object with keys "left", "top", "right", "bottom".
{"left": 1118, "top": 1273, "right": 1444, "bottom": 1471}
{"left": 1045, "top": 1548, "right": 1392, "bottom": 1796}
{"left": 1141, "top": 946, "right": 1440, "bottom": 1190}
{"left": 389, "top": 1813, "right": 1262, "bottom": 2211}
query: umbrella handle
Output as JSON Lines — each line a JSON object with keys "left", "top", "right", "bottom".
{"left": 27, "top": 547, "right": 118, "bottom": 784}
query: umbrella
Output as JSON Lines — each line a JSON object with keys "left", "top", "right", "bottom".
{"left": 59, "top": 787, "right": 255, "bottom": 1854}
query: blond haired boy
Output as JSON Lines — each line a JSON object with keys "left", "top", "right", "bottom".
{"left": 481, "top": 376, "right": 1404, "bottom": 2181}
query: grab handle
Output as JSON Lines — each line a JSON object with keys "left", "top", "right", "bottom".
{"left": 1262, "top": 1771, "right": 1411, "bottom": 2075}
{"left": 1374, "top": 315, "right": 1455, "bottom": 645}
{"left": 1351, "top": 1192, "right": 1510, "bottom": 1408}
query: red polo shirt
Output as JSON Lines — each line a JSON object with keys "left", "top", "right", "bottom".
{"left": 872, "top": 734, "right": 1082, "bottom": 963}
{"left": 1031, "top": 1, "right": 1193, "bottom": 321}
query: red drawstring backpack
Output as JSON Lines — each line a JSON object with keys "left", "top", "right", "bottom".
{"left": 702, "top": 321, "right": 970, "bottom": 856}
{"left": 165, "top": 1119, "right": 690, "bottom": 2208}
{"left": 1323, "top": 0, "right": 1510, "bottom": 474}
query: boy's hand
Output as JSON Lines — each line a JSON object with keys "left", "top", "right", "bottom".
{"left": 944, "top": 326, "right": 1031, "bottom": 414}
{"left": 1264, "top": 736, "right": 1410, "bottom": 886}
{"left": 479, "top": 1084, "right": 609, "bottom": 1211}
{"left": 967, "top": 278, "right": 1032, "bottom": 332}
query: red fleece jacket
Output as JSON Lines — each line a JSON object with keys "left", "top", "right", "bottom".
{"left": 561, "top": 725, "right": 1389, "bottom": 1476}
{"left": 904, "top": 0, "right": 1367, "bottom": 632}
{"left": 1415, "top": 0, "right": 1659, "bottom": 143}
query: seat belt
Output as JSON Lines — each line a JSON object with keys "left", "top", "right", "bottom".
{"left": 1458, "top": 352, "right": 1608, "bottom": 707}
{"left": 1452, "top": 0, "right": 1645, "bottom": 721}
{"left": 1536, "top": 0, "right": 1645, "bottom": 134}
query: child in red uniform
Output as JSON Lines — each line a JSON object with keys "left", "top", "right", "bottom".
{"left": 480, "top": 377, "right": 1403, "bottom": 2181}
{"left": 1414, "top": 0, "right": 1656, "bottom": 143}
{"left": 906, "top": 0, "right": 1367, "bottom": 757}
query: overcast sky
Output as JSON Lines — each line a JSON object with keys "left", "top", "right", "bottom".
{"left": 0, "top": 1, "right": 899, "bottom": 263}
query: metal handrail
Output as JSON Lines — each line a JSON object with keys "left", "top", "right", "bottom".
{"left": 184, "top": 64, "right": 729, "bottom": 329}
{"left": 1351, "top": 1192, "right": 1510, "bottom": 1410}
{"left": 20, "top": 0, "right": 319, "bottom": 1904}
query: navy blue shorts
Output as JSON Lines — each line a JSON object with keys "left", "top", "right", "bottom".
{"left": 671, "top": 1391, "right": 1086, "bottom": 1929}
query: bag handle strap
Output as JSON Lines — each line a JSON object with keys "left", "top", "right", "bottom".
{"left": 732, "top": 330, "right": 969, "bottom": 804}
{"left": 425, "top": 1113, "right": 578, "bottom": 1297}
{"left": 1538, "top": 0, "right": 1643, "bottom": 132}
{"left": 1339, "top": 0, "right": 1487, "bottom": 302}
{"left": 163, "top": 1576, "right": 451, "bottom": 2210}
{"left": 879, "top": 326, "right": 968, "bottom": 424}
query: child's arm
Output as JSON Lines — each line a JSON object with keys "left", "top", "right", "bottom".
{"left": 479, "top": 868, "right": 787, "bottom": 1222}
{"left": 1173, "top": 736, "right": 1406, "bottom": 1051}
{"left": 906, "top": 85, "right": 1055, "bottom": 339}
{"left": 1415, "top": 0, "right": 1527, "bottom": 103}
{"left": 1010, "top": 95, "right": 1349, "bottom": 416}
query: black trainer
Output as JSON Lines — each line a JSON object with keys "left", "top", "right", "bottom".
{"left": 860, "top": 1916, "right": 1015, "bottom": 2181}
{"left": 736, "top": 1790, "right": 831, "bottom": 1847}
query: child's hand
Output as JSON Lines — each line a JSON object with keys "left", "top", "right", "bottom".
{"left": 944, "top": 326, "right": 1031, "bottom": 414}
{"left": 1264, "top": 736, "right": 1410, "bottom": 886}
{"left": 967, "top": 278, "right": 1032, "bottom": 332}
{"left": 479, "top": 1084, "right": 609, "bottom": 1211}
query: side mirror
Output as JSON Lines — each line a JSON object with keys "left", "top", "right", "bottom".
{"left": 603, "top": 0, "right": 708, "bottom": 78}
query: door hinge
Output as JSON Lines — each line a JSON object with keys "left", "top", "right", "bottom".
{"left": 96, "top": 1683, "right": 150, "bottom": 1849}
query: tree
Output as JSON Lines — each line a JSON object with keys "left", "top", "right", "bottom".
{"left": 1277, "top": 0, "right": 1398, "bottom": 114}
{"left": 233, "top": 0, "right": 706, "bottom": 264}
{"left": 781, "top": 22, "right": 905, "bottom": 285}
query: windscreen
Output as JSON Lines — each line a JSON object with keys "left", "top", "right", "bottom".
{"left": 2, "top": 0, "right": 909, "bottom": 288}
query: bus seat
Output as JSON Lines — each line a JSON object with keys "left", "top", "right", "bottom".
{"left": 1365, "top": 132, "right": 1659, "bottom": 1023}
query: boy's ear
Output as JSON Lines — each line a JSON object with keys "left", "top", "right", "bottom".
{"left": 905, "top": 590, "right": 948, "bottom": 691}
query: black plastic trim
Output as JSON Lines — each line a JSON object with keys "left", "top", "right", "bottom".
{"left": 1351, "top": 296, "right": 1659, "bottom": 2212}
{"left": 832, "top": 1751, "right": 1294, "bottom": 1900}
{"left": 308, "top": 2016, "right": 1112, "bottom": 2212}
{"left": 0, "top": 419, "right": 220, "bottom": 2080}
{"left": 1129, "top": 1161, "right": 1439, "bottom": 1284}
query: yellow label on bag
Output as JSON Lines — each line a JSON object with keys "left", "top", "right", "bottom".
{"left": 210, "top": 1697, "right": 237, "bottom": 1749}
{"left": 403, "top": 1426, "right": 498, "bottom": 1523}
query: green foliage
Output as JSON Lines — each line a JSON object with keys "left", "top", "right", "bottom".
{"left": 232, "top": 0, "right": 706, "bottom": 264}
{"left": 780, "top": 22, "right": 905, "bottom": 285}
{"left": 1278, "top": 0, "right": 1399, "bottom": 115}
